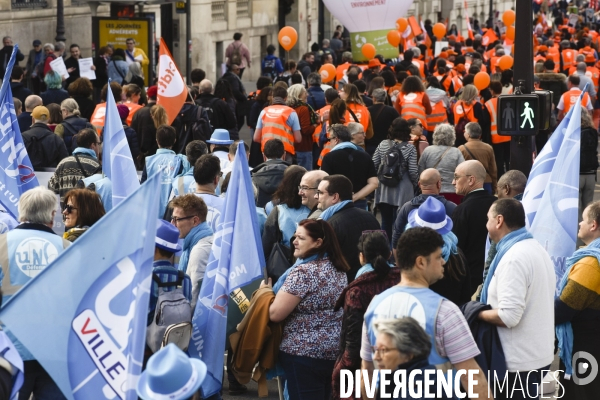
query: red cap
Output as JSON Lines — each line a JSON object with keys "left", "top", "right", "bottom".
{"left": 368, "top": 59, "right": 382, "bottom": 68}
{"left": 146, "top": 85, "right": 157, "bottom": 98}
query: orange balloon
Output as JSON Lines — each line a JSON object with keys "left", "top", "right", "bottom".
{"left": 278, "top": 26, "right": 298, "bottom": 51}
{"left": 361, "top": 43, "right": 376, "bottom": 59}
{"left": 396, "top": 18, "right": 408, "bottom": 33}
{"left": 498, "top": 55, "right": 514, "bottom": 70}
{"left": 506, "top": 25, "right": 515, "bottom": 41}
{"left": 387, "top": 30, "right": 401, "bottom": 47}
{"left": 433, "top": 23, "right": 446, "bottom": 40}
{"left": 473, "top": 72, "right": 490, "bottom": 90}
{"left": 319, "top": 64, "right": 336, "bottom": 83}
{"left": 503, "top": 10, "right": 516, "bottom": 26}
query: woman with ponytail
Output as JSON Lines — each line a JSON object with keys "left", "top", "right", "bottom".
{"left": 331, "top": 230, "right": 400, "bottom": 400}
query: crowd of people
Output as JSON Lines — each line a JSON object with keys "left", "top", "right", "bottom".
{"left": 1, "top": 2, "right": 600, "bottom": 399}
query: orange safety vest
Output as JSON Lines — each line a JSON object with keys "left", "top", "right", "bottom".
{"left": 485, "top": 98, "right": 510, "bottom": 144}
{"left": 91, "top": 103, "right": 106, "bottom": 134}
{"left": 568, "top": 66, "right": 577, "bottom": 76}
{"left": 533, "top": 55, "right": 546, "bottom": 66}
{"left": 398, "top": 92, "right": 428, "bottom": 130}
{"left": 452, "top": 76, "right": 463, "bottom": 93}
{"left": 259, "top": 105, "right": 296, "bottom": 154}
{"left": 317, "top": 117, "right": 351, "bottom": 167}
{"left": 561, "top": 49, "right": 578, "bottom": 71}
{"left": 490, "top": 56, "right": 501, "bottom": 73}
{"left": 587, "top": 66, "right": 600, "bottom": 92}
{"left": 453, "top": 101, "right": 477, "bottom": 125}
{"left": 313, "top": 105, "right": 331, "bottom": 143}
{"left": 579, "top": 46, "right": 595, "bottom": 58}
{"left": 412, "top": 59, "right": 425, "bottom": 77}
{"left": 123, "top": 102, "right": 143, "bottom": 126}
{"left": 425, "top": 101, "right": 448, "bottom": 133}
{"left": 346, "top": 103, "right": 370, "bottom": 133}
{"left": 561, "top": 88, "right": 590, "bottom": 114}
{"left": 433, "top": 72, "right": 452, "bottom": 94}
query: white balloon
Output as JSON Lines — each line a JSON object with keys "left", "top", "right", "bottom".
{"left": 322, "top": 0, "right": 415, "bottom": 33}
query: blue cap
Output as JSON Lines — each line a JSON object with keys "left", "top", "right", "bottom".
{"left": 206, "top": 128, "right": 233, "bottom": 145}
{"left": 407, "top": 196, "right": 453, "bottom": 235}
{"left": 137, "top": 343, "right": 207, "bottom": 400}
{"left": 155, "top": 219, "right": 182, "bottom": 252}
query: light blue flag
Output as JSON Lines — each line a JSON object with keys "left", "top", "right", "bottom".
{"left": 523, "top": 98, "right": 581, "bottom": 291}
{"left": 0, "top": 44, "right": 39, "bottom": 219}
{"left": 189, "top": 142, "right": 265, "bottom": 397}
{"left": 0, "top": 173, "right": 161, "bottom": 400}
{"left": 102, "top": 82, "right": 139, "bottom": 207}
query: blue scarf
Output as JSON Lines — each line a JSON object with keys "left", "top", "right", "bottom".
{"left": 442, "top": 231, "right": 459, "bottom": 262}
{"left": 355, "top": 262, "right": 395, "bottom": 278}
{"left": 556, "top": 237, "right": 600, "bottom": 378}
{"left": 178, "top": 222, "right": 213, "bottom": 272}
{"left": 330, "top": 142, "right": 358, "bottom": 152}
{"left": 480, "top": 227, "right": 533, "bottom": 304}
{"left": 273, "top": 253, "right": 320, "bottom": 294}
{"left": 319, "top": 200, "right": 352, "bottom": 221}
{"left": 73, "top": 147, "right": 97, "bottom": 159}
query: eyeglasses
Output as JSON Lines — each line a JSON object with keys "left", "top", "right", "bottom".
{"left": 453, "top": 174, "right": 473, "bottom": 180}
{"left": 316, "top": 190, "right": 328, "bottom": 197}
{"left": 63, "top": 204, "right": 77, "bottom": 214}
{"left": 298, "top": 185, "right": 317, "bottom": 192}
{"left": 171, "top": 215, "right": 196, "bottom": 223}
{"left": 372, "top": 346, "right": 398, "bottom": 356}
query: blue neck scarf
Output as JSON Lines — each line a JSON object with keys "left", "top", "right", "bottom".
{"left": 442, "top": 231, "right": 459, "bottom": 262}
{"left": 319, "top": 200, "right": 352, "bottom": 221}
{"left": 273, "top": 253, "right": 321, "bottom": 294}
{"left": 331, "top": 142, "right": 358, "bottom": 152}
{"left": 556, "top": 237, "right": 600, "bottom": 378}
{"left": 355, "top": 262, "right": 395, "bottom": 278}
{"left": 480, "top": 227, "right": 533, "bottom": 304}
{"left": 73, "top": 147, "right": 97, "bottom": 159}
{"left": 178, "top": 222, "right": 213, "bottom": 272}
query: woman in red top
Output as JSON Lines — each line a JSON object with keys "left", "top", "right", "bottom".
{"left": 287, "top": 84, "right": 318, "bottom": 170}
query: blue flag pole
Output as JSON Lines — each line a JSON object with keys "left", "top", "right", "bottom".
{"left": 0, "top": 173, "right": 161, "bottom": 400}
{"left": 188, "top": 142, "right": 265, "bottom": 397}
{"left": 0, "top": 44, "right": 39, "bottom": 219}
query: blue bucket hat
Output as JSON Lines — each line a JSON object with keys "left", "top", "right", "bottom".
{"left": 206, "top": 128, "right": 233, "bottom": 145}
{"left": 155, "top": 219, "right": 182, "bottom": 252}
{"left": 407, "top": 196, "right": 453, "bottom": 235}
{"left": 137, "top": 343, "right": 207, "bottom": 400}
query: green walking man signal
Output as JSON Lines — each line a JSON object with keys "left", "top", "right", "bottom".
{"left": 497, "top": 91, "right": 552, "bottom": 136}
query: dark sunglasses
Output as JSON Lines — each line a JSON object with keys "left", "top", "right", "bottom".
{"left": 63, "top": 204, "right": 77, "bottom": 214}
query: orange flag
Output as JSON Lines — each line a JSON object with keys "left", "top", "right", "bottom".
{"left": 408, "top": 16, "right": 423, "bottom": 37}
{"left": 481, "top": 29, "right": 499, "bottom": 47}
{"left": 157, "top": 38, "right": 188, "bottom": 125}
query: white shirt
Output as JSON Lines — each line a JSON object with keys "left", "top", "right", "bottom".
{"left": 486, "top": 238, "right": 556, "bottom": 371}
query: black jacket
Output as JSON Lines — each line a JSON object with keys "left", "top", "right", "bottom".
{"left": 60, "top": 115, "right": 93, "bottom": 153}
{"left": 64, "top": 57, "right": 80, "bottom": 87}
{"left": 460, "top": 301, "right": 507, "bottom": 384}
{"left": 451, "top": 189, "right": 497, "bottom": 294}
{"left": 18, "top": 111, "right": 32, "bottom": 134}
{"left": 93, "top": 56, "right": 108, "bottom": 88}
{"left": 327, "top": 203, "right": 381, "bottom": 281}
{"left": 10, "top": 81, "right": 32, "bottom": 111}
{"left": 131, "top": 104, "right": 158, "bottom": 160}
{"left": 321, "top": 147, "right": 378, "bottom": 197}
{"left": 306, "top": 86, "right": 326, "bottom": 111}
{"left": 0, "top": 46, "right": 24, "bottom": 78}
{"left": 581, "top": 126, "right": 599, "bottom": 174}
{"left": 22, "top": 122, "right": 69, "bottom": 170}
{"left": 196, "top": 93, "right": 237, "bottom": 132}
{"left": 296, "top": 60, "right": 312, "bottom": 80}
{"left": 392, "top": 194, "right": 457, "bottom": 248}
{"left": 366, "top": 103, "right": 399, "bottom": 151}
{"left": 72, "top": 95, "right": 96, "bottom": 122}
{"left": 41, "top": 88, "right": 69, "bottom": 106}
{"left": 221, "top": 72, "right": 247, "bottom": 103}
{"left": 537, "top": 72, "right": 568, "bottom": 107}
{"left": 251, "top": 159, "right": 290, "bottom": 208}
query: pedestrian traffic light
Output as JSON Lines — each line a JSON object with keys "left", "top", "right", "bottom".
{"left": 497, "top": 94, "right": 540, "bottom": 135}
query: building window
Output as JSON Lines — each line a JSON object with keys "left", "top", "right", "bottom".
{"left": 212, "top": 1, "right": 227, "bottom": 21}
{"left": 11, "top": 0, "right": 48, "bottom": 9}
{"left": 237, "top": 0, "right": 250, "bottom": 18}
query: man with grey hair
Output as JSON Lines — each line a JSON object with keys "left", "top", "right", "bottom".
{"left": 299, "top": 169, "right": 328, "bottom": 219}
{"left": 458, "top": 122, "right": 497, "bottom": 194}
{"left": 574, "top": 62, "right": 596, "bottom": 102}
{"left": 0, "top": 186, "right": 70, "bottom": 399}
{"left": 0, "top": 36, "right": 24, "bottom": 80}
{"left": 195, "top": 78, "right": 236, "bottom": 133}
{"left": 18, "top": 94, "right": 42, "bottom": 133}
{"left": 306, "top": 72, "right": 326, "bottom": 111}
{"left": 43, "top": 42, "right": 66, "bottom": 79}
{"left": 367, "top": 88, "right": 399, "bottom": 154}
{"left": 347, "top": 121, "right": 367, "bottom": 149}
{"left": 451, "top": 160, "right": 497, "bottom": 293}
{"left": 321, "top": 38, "right": 336, "bottom": 64}
{"left": 497, "top": 170, "right": 527, "bottom": 200}
{"left": 22, "top": 106, "right": 69, "bottom": 170}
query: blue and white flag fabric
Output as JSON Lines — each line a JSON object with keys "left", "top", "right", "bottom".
{"left": 522, "top": 97, "right": 581, "bottom": 291}
{"left": 102, "top": 82, "right": 139, "bottom": 207}
{"left": 0, "top": 173, "right": 161, "bottom": 400}
{"left": 0, "top": 45, "right": 39, "bottom": 219}
{"left": 189, "top": 142, "right": 265, "bottom": 398}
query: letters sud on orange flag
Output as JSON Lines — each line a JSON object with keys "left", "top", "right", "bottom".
{"left": 157, "top": 38, "right": 188, "bottom": 125}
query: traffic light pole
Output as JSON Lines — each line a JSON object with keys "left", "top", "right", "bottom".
{"left": 510, "top": 0, "right": 535, "bottom": 176}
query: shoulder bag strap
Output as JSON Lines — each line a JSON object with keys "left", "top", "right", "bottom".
{"left": 461, "top": 144, "right": 478, "bottom": 161}
{"left": 432, "top": 146, "right": 452, "bottom": 169}
{"left": 73, "top": 154, "right": 92, "bottom": 178}
{"left": 178, "top": 176, "right": 185, "bottom": 196}
{"left": 372, "top": 104, "right": 386, "bottom": 125}
{"left": 112, "top": 60, "right": 126, "bottom": 80}
{"left": 348, "top": 107, "right": 359, "bottom": 122}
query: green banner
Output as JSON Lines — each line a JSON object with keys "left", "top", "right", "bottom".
{"left": 351, "top": 29, "right": 399, "bottom": 62}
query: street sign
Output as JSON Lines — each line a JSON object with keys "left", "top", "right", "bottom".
{"left": 497, "top": 94, "right": 540, "bottom": 135}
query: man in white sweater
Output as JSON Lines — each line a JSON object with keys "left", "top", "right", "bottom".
{"left": 479, "top": 198, "right": 556, "bottom": 400}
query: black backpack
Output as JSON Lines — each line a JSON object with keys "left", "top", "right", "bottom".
{"left": 262, "top": 57, "right": 278, "bottom": 80}
{"left": 377, "top": 140, "right": 408, "bottom": 187}
{"left": 25, "top": 133, "right": 51, "bottom": 170}
{"left": 175, "top": 105, "right": 213, "bottom": 151}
